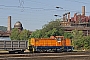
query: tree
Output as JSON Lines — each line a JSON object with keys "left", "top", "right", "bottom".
{"left": 64, "top": 32, "right": 72, "bottom": 39}
{"left": 0, "top": 26, "right": 7, "bottom": 31}
{"left": 44, "top": 28, "right": 58, "bottom": 38}
{"left": 30, "top": 19, "right": 64, "bottom": 38}
{"left": 41, "top": 19, "right": 64, "bottom": 37}
{"left": 71, "top": 29, "right": 90, "bottom": 50}
{"left": 72, "top": 29, "right": 84, "bottom": 49}
{"left": 72, "top": 29, "right": 83, "bottom": 41}
{"left": 10, "top": 28, "right": 20, "bottom": 40}
{"left": 10, "top": 28, "right": 30, "bottom": 40}
{"left": 19, "top": 29, "right": 30, "bottom": 40}
{"left": 83, "top": 36, "right": 90, "bottom": 49}
{"left": 30, "top": 29, "right": 42, "bottom": 38}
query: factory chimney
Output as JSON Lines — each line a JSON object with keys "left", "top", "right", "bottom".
{"left": 67, "top": 12, "right": 70, "bottom": 22}
{"left": 82, "top": 6, "right": 85, "bottom": 16}
{"left": 7, "top": 16, "right": 11, "bottom": 32}
{"left": 63, "top": 14, "right": 65, "bottom": 22}
{"left": 65, "top": 13, "right": 67, "bottom": 21}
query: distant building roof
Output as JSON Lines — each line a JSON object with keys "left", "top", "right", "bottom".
{"left": 14, "top": 21, "right": 23, "bottom": 30}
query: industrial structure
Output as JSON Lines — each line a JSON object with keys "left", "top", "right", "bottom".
{"left": 60, "top": 6, "right": 90, "bottom": 36}
{"left": 0, "top": 16, "right": 11, "bottom": 37}
{"left": 7, "top": 16, "right": 11, "bottom": 32}
{"left": 0, "top": 16, "right": 23, "bottom": 37}
{"left": 14, "top": 21, "right": 23, "bottom": 31}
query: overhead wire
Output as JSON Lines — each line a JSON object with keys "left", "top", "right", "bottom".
{"left": 0, "top": 0, "right": 90, "bottom": 13}
{"left": 64, "top": 0, "right": 90, "bottom": 4}
{"left": 25, "top": 0, "right": 55, "bottom": 8}
{"left": 0, "top": 0, "right": 90, "bottom": 18}
{"left": 0, "top": 0, "right": 89, "bottom": 12}
{"left": 0, "top": 4, "right": 90, "bottom": 14}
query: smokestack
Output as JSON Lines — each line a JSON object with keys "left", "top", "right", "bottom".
{"left": 7, "top": 16, "right": 11, "bottom": 32}
{"left": 63, "top": 14, "right": 65, "bottom": 22}
{"left": 82, "top": 6, "right": 85, "bottom": 16}
{"left": 68, "top": 12, "right": 70, "bottom": 22}
{"left": 65, "top": 13, "right": 67, "bottom": 21}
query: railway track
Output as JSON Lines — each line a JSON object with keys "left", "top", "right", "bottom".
{"left": 0, "top": 51, "right": 90, "bottom": 60}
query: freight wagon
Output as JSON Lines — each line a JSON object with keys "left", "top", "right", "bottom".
{"left": 28, "top": 36, "right": 73, "bottom": 53}
{"left": 0, "top": 40, "right": 28, "bottom": 53}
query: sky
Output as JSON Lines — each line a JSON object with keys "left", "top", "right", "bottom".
{"left": 0, "top": 0, "right": 90, "bottom": 31}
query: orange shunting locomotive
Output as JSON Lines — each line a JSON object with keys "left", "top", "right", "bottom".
{"left": 29, "top": 36, "right": 73, "bottom": 52}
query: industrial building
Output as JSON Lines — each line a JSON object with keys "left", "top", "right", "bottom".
{"left": 60, "top": 6, "right": 90, "bottom": 36}
{"left": 0, "top": 16, "right": 23, "bottom": 37}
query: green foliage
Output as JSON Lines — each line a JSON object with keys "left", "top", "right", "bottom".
{"left": 72, "top": 29, "right": 83, "bottom": 41}
{"left": 10, "top": 28, "right": 20, "bottom": 40}
{"left": 10, "top": 28, "right": 30, "bottom": 40}
{"left": 64, "top": 32, "right": 73, "bottom": 39}
{"left": 41, "top": 19, "right": 64, "bottom": 37}
{"left": 83, "top": 36, "right": 90, "bottom": 49}
{"left": 30, "top": 29, "right": 42, "bottom": 38}
{"left": 72, "top": 29, "right": 83, "bottom": 49}
{"left": 0, "top": 26, "right": 7, "bottom": 31}
{"left": 72, "top": 29, "right": 90, "bottom": 50}
{"left": 30, "top": 19, "right": 64, "bottom": 38}
{"left": 44, "top": 28, "right": 58, "bottom": 38}
{"left": 74, "top": 36, "right": 90, "bottom": 50}
{"left": 19, "top": 29, "right": 30, "bottom": 40}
